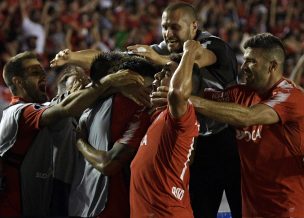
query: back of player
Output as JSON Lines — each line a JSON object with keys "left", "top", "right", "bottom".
{"left": 130, "top": 40, "right": 201, "bottom": 218}
{"left": 130, "top": 105, "right": 199, "bottom": 217}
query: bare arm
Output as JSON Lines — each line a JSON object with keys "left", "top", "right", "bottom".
{"left": 50, "top": 49, "right": 101, "bottom": 70}
{"left": 127, "top": 44, "right": 171, "bottom": 65}
{"left": 40, "top": 70, "right": 144, "bottom": 127}
{"left": 190, "top": 96, "right": 280, "bottom": 127}
{"left": 127, "top": 43, "right": 216, "bottom": 68}
{"left": 289, "top": 54, "right": 304, "bottom": 86}
{"left": 270, "top": 0, "right": 277, "bottom": 28}
{"left": 19, "top": 0, "right": 28, "bottom": 19}
{"left": 76, "top": 139, "right": 136, "bottom": 176}
{"left": 168, "top": 40, "right": 202, "bottom": 118}
{"left": 194, "top": 46, "right": 217, "bottom": 68}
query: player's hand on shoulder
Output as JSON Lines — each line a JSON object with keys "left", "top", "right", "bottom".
{"left": 127, "top": 44, "right": 160, "bottom": 63}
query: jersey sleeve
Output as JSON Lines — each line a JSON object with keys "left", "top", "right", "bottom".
{"left": 116, "top": 108, "right": 151, "bottom": 149}
{"left": 262, "top": 88, "right": 304, "bottom": 124}
{"left": 20, "top": 104, "right": 48, "bottom": 130}
{"left": 202, "top": 37, "right": 238, "bottom": 87}
{"left": 167, "top": 103, "right": 199, "bottom": 137}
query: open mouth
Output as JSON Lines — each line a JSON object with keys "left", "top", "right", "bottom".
{"left": 167, "top": 39, "right": 178, "bottom": 46}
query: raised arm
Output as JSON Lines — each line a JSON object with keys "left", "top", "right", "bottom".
{"left": 168, "top": 40, "right": 201, "bottom": 118}
{"left": 289, "top": 54, "right": 304, "bottom": 87}
{"left": 19, "top": 0, "right": 28, "bottom": 19}
{"left": 50, "top": 49, "right": 102, "bottom": 70}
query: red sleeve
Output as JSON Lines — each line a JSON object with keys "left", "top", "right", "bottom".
{"left": 167, "top": 103, "right": 199, "bottom": 137}
{"left": 20, "top": 104, "right": 48, "bottom": 130}
{"left": 116, "top": 108, "right": 151, "bottom": 149}
{"left": 262, "top": 88, "right": 304, "bottom": 124}
{"left": 12, "top": 104, "right": 48, "bottom": 156}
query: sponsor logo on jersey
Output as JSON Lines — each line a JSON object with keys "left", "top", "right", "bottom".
{"left": 236, "top": 126, "right": 262, "bottom": 142}
{"left": 172, "top": 186, "right": 184, "bottom": 200}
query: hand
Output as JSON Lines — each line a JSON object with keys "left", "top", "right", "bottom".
{"left": 67, "top": 74, "right": 91, "bottom": 93}
{"left": 119, "top": 84, "right": 151, "bottom": 107}
{"left": 151, "top": 86, "right": 169, "bottom": 109}
{"left": 50, "top": 49, "right": 72, "bottom": 68}
{"left": 104, "top": 69, "right": 144, "bottom": 88}
{"left": 69, "top": 80, "right": 85, "bottom": 93}
{"left": 183, "top": 40, "right": 202, "bottom": 54}
{"left": 127, "top": 44, "right": 162, "bottom": 64}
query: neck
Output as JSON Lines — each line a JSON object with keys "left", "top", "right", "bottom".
{"left": 257, "top": 72, "right": 282, "bottom": 96}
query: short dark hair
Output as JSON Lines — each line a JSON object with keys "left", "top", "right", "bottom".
{"left": 243, "top": 33, "right": 286, "bottom": 62}
{"left": 90, "top": 52, "right": 158, "bottom": 81}
{"left": 163, "top": 2, "right": 197, "bottom": 21}
{"left": 3, "top": 51, "right": 37, "bottom": 93}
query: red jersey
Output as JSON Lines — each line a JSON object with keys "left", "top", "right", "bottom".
{"left": 98, "top": 94, "right": 151, "bottom": 218}
{"left": 0, "top": 96, "right": 47, "bottom": 217}
{"left": 208, "top": 78, "right": 304, "bottom": 217}
{"left": 130, "top": 103, "right": 199, "bottom": 218}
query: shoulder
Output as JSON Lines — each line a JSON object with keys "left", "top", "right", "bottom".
{"left": 196, "top": 31, "right": 228, "bottom": 47}
{"left": 271, "top": 79, "right": 303, "bottom": 96}
{"left": 263, "top": 79, "right": 304, "bottom": 111}
{"left": 151, "top": 41, "right": 170, "bottom": 55}
{"left": 167, "top": 103, "right": 197, "bottom": 126}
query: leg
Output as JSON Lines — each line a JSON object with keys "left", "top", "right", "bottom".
{"left": 50, "top": 178, "right": 70, "bottom": 216}
{"left": 224, "top": 157, "right": 242, "bottom": 218}
{"left": 190, "top": 134, "right": 226, "bottom": 218}
{"left": 190, "top": 165, "right": 224, "bottom": 218}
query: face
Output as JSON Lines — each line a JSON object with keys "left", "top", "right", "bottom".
{"left": 161, "top": 9, "right": 197, "bottom": 53}
{"left": 152, "top": 61, "right": 178, "bottom": 92}
{"left": 57, "top": 66, "right": 90, "bottom": 95}
{"left": 241, "top": 48, "right": 273, "bottom": 91}
{"left": 22, "top": 59, "right": 47, "bottom": 103}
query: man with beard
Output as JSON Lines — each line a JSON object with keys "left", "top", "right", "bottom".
{"left": 0, "top": 51, "right": 144, "bottom": 217}
{"left": 50, "top": 49, "right": 157, "bottom": 217}
{"left": 128, "top": 2, "right": 241, "bottom": 218}
{"left": 189, "top": 33, "right": 304, "bottom": 217}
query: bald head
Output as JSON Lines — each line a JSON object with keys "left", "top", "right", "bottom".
{"left": 163, "top": 2, "right": 197, "bottom": 21}
{"left": 161, "top": 2, "right": 198, "bottom": 53}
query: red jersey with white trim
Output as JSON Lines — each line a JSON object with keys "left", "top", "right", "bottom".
{"left": 98, "top": 94, "right": 151, "bottom": 218}
{"left": 130, "top": 103, "right": 199, "bottom": 218}
{"left": 206, "top": 78, "right": 304, "bottom": 217}
{"left": 0, "top": 96, "right": 47, "bottom": 217}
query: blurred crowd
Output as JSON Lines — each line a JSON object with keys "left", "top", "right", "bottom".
{"left": 0, "top": 0, "right": 303, "bottom": 104}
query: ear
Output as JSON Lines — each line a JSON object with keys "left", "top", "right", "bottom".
{"left": 12, "top": 76, "right": 23, "bottom": 89}
{"left": 269, "top": 61, "right": 278, "bottom": 73}
{"left": 191, "top": 21, "right": 198, "bottom": 37}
